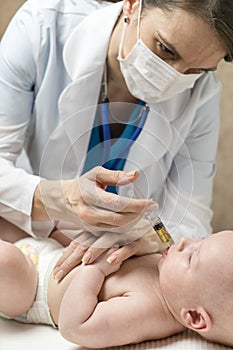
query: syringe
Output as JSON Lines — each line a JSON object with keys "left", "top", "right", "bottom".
{"left": 133, "top": 184, "right": 174, "bottom": 248}
{"left": 145, "top": 212, "right": 174, "bottom": 248}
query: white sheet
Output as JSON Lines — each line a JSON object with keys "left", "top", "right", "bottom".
{"left": 1, "top": 318, "right": 232, "bottom": 350}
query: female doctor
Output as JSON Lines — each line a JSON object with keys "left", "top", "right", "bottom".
{"left": 0, "top": 0, "right": 232, "bottom": 280}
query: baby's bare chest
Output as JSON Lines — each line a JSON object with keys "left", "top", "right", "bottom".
{"left": 99, "top": 255, "right": 160, "bottom": 301}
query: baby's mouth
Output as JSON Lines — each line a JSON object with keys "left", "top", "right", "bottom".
{"left": 163, "top": 247, "right": 169, "bottom": 256}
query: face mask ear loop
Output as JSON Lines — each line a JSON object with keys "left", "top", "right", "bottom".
{"left": 137, "top": 0, "right": 143, "bottom": 40}
{"left": 118, "top": 16, "right": 129, "bottom": 59}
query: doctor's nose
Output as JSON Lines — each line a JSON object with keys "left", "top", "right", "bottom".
{"left": 169, "top": 62, "right": 201, "bottom": 75}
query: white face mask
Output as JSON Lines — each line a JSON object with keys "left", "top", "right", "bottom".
{"left": 117, "top": 2, "right": 202, "bottom": 104}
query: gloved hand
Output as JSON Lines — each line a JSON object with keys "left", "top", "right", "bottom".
{"left": 53, "top": 222, "right": 160, "bottom": 282}
{"left": 32, "top": 166, "right": 158, "bottom": 235}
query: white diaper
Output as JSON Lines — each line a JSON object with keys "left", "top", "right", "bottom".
{"left": 12, "top": 237, "right": 63, "bottom": 327}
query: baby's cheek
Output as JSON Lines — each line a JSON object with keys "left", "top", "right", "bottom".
{"left": 159, "top": 260, "right": 175, "bottom": 290}
{"left": 158, "top": 264, "right": 167, "bottom": 286}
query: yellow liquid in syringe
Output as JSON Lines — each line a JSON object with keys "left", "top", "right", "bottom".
{"left": 148, "top": 216, "right": 174, "bottom": 247}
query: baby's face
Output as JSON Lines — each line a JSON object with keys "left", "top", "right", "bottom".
{"left": 158, "top": 231, "right": 233, "bottom": 313}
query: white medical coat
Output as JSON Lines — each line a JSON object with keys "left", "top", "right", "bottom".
{"left": 0, "top": 0, "right": 221, "bottom": 241}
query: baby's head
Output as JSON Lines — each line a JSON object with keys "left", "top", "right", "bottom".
{"left": 158, "top": 230, "right": 233, "bottom": 346}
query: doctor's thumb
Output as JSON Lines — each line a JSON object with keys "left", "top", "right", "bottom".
{"left": 88, "top": 166, "right": 139, "bottom": 187}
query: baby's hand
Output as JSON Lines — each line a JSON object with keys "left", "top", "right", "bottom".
{"left": 94, "top": 248, "right": 122, "bottom": 277}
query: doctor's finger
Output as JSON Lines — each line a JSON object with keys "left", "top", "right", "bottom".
{"left": 90, "top": 187, "right": 158, "bottom": 214}
{"left": 54, "top": 240, "right": 83, "bottom": 268}
{"left": 106, "top": 239, "right": 159, "bottom": 265}
{"left": 88, "top": 167, "right": 140, "bottom": 187}
{"left": 79, "top": 206, "right": 146, "bottom": 228}
{"left": 81, "top": 245, "right": 107, "bottom": 265}
{"left": 80, "top": 233, "right": 122, "bottom": 265}
{"left": 53, "top": 241, "right": 88, "bottom": 282}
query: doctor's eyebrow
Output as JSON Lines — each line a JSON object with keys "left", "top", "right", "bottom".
{"left": 156, "top": 31, "right": 218, "bottom": 72}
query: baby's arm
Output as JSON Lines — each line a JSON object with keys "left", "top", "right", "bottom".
{"left": 0, "top": 240, "right": 37, "bottom": 317}
{"left": 58, "top": 250, "right": 150, "bottom": 348}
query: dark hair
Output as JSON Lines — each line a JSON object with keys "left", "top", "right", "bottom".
{"left": 103, "top": 0, "right": 233, "bottom": 62}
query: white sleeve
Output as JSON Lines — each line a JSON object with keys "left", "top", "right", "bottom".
{"left": 161, "top": 75, "right": 221, "bottom": 242}
{"left": 0, "top": 4, "right": 52, "bottom": 236}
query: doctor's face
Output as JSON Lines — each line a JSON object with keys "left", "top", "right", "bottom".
{"left": 123, "top": 6, "right": 227, "bottom": 74}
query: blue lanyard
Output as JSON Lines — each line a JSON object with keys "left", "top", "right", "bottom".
{"left": 100, "top": 98, "right": 150, "bottom": 169}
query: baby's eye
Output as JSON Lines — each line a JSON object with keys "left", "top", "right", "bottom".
{"left": 188, "top": 245, "right": 199, "bottom": 265}
{"left": 188, "top": 253, "right": 192, "bottom": 265}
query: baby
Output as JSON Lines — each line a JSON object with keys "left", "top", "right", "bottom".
{"left": 0, "top": 229, "right": 233, "bottom": 348}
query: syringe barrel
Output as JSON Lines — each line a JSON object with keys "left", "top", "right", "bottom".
{"left": 148, "top": 216, "right": 174, "bottom": 246}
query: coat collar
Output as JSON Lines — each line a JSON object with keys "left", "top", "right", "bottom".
{"left": 58, "top": 2, "right": 124, "bottom": 174}
{"left": 63, "top": 1, "right": 123, "bottom": 81}
{"left": 59, "top": 1, "right": 123, "bottom": 123}
{"left": 58, "top": 1, "right": 174, "bottom": 174}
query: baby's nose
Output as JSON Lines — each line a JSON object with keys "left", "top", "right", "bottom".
{"left": 177, "top": 236, "right": 192, "bottom": 251}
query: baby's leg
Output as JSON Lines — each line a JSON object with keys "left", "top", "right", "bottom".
{"left": 0, "top": 240, "right": 38, "bottom": 317}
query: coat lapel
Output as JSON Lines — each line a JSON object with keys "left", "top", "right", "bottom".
{"left": 58, "top": 2, "right": 173, "bottom": 174}
{"left": 58, "top": 3, "right": 122, "bottom": 174}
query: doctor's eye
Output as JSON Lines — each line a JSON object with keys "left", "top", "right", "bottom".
{"left": 158, "top": 43, "right": 175, "bottom": 57}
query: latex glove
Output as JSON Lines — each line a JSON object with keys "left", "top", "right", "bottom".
{"left": 105, "top": 227, "right": 162, "bottom": 264}
{"left": 53, "top": 230, "right": 98, "bottom": 281}
{"left": 53, "top": 222, "right": 160, "bottom": 282}
{"left": 32, "top": 166, "right": 157, "bottom": 235}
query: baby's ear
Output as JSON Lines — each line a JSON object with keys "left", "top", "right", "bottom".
{"left": 180, "top": 306, "right": 212, "bottom": 333}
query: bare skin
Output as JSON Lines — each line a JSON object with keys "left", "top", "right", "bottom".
{"left": 2, "top": 231, "right": 233, "bottom": 348}
{"left": 0, "top": 241, "right": 184, "bottom": 348}
{"left": 0, "top": 241, "right": 37, "bottom": 317}
{"left": 49, "top": 252, "right": 184, "bottom": 347}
